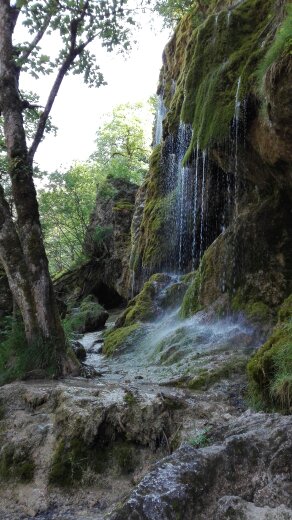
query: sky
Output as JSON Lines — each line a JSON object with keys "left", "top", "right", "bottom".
{"left": 18, "top": 13, "right": 170, "bottom": 173}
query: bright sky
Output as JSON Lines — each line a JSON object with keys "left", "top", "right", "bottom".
{"left": 18, "top": 14, "right": 170, "bottom": 173}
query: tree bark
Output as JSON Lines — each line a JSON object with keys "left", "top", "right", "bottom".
{"left": 0, "top": 0, "right": 79, "bottom": 376}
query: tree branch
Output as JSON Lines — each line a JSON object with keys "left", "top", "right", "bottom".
{"left": 28, "top": 3, "right": 95, "bottom": 162}
{"left": 19, "top": 12, "right": 52, "bottom": 64}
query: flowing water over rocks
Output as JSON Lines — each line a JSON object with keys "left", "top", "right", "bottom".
{"left": 0, "top": 291, "right": 291, "bottom": 520}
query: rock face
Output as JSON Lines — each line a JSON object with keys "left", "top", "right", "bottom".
{"left": 124, "top": 0, "right": 292, "bottom": 412}
{"left": 54, "top": 176, "right": 138, "bottom": 307}
{"left": 110, "top": 413, "right": 292, "bottom": 520}
{"left": 0, "top": 379, "right": 207, "bottom": 519}
{"left": 128, "top": 0, "right": 292, "bottom": 317}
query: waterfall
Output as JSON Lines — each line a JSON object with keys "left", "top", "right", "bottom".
{"left": 227, "top": 11, "right": 231, "bottom": 26}
{"left": 191, "top": 143, "right": 200, "bottom": 270}
{"left": 176, "top": 123, "right": 193, "bottom": 272}
{"left": 199, "top": 151, "right": 207, "bottom": 260}
{"left": 154, "top": 94, "right": 167, "bottom": 146}
{"left": 233, "top": 76, "right": 241, "bottom": 216}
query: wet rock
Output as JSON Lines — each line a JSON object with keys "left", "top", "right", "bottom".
{"left": 72, "top": 340, "right": 87, "bottom": 361}
{"left": 110, "top": 412, "right": 292, "bottom": 519}
{"left": 215, "top": 496, "right": 292, "bottom": 519}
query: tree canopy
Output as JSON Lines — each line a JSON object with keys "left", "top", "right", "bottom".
{"left": 38, "top": 101, "right": 152, "bottom": 273}
{"left": 0, "top": 0, "right": 144, "bottom": 378}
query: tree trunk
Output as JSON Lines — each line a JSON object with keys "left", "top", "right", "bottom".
{"left": 0, "top": 0, "right": 79, "bottom": 376}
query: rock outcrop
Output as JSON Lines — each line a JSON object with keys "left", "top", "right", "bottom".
{"left": 129, "top": 0, "right": 292, "bottom": 317}
{"left": 110, "top": 412, "right": 292, "bottom": 519}
{"left": 54, "top": 176, "right": 138, "bottom": 307}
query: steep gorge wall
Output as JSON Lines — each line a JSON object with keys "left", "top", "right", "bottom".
{"left": 130, "top": 0, "right": 292, "bottom": 320}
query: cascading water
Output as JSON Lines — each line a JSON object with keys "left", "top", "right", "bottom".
{"left": 199, "top": 151, "right": 207, "bottom": 260}
{"left": 154, "top": 94, "right": 167, "bottom": 146}
{"left": 81, "top": 288, "right": 260, "bottom": 386}
{"left": 177, "top": 124, "right": 193, "bottom": 272}
{"left": 233, "top": 76, "right": 241, "bottom": 216}
{"left": 191, "top": 143, "right": 200, "bottom": 270}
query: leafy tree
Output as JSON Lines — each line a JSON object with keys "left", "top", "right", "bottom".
{"left": 91, "top": 102, "right": 152, "bottom": 184}
{"left": 152, "top": 0, "right": 210, "bottom": 27}
{"left": 38, "top": 102, "right": 152, "bottom": 274}
{"left": 0, "top": 0, "right": 140, "bottom": 377}
{"left": 39, "top": 163, "right": 97, "bottom": 273}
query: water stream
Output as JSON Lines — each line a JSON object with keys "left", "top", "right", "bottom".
{"left": 81, "top": 289, "right": 258, "bottom": 387}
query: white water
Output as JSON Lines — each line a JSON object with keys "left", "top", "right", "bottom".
{"left": 233, "top": 76, "right": 241, "bottom": 216}
{"left": 81, "top": 298, "right": 257, "bottom": 386}
{"left": 191, "top": 142, "right": 200, "bottom": 270}
{"left": 154, "top": 94, "right": 167, "bottom": 146}
{"left": 199, "top": 151, "right": 207, "bottom": 260}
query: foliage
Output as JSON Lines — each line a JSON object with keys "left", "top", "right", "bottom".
{"left": 90, "top": 102, "right": 152, "bottom": 185}
{"left": 152, "top": 0, "right": 212, "bottom": 28}
{"left": 247, "top": 295, "right": 292, "bottom": 413}
{"left": 187, "top": 427, "right": 210, "bottom": 448}
{"left": 38, "top": 101, "right": 151, "bottom": 274}
{"left": 38, "top": 163, "right": 98, "bottom": 272}
{"left": 0, "top": 319, "right": 63, "bottom": 384}
{"left": 257, "top": 3, "right": 292, "bottom": 86}
{"left": 153, "top": 0, "right": 194, "bottom": 28}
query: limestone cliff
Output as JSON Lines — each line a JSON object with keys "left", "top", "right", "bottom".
{"left": 54, "top": 176, "right": 137, "bottom": 307}
{"left": 130, "top": 0, "right": 292, "bottom": 318}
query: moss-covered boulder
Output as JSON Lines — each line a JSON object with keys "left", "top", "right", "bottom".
{"left": 103, "top": 323, "right": 140, "bottom": 356}
{"left": 116, "top": 273, "right": 174, "bottom": 328}
{"left": 0, "top": 443, "right": 35, "bottom": 482}
{"left": 180, "top": 189, "right": 292, "bottom": 325}
{"left": 104, "top": 274, "right": 184, "bottom": 356}
{"left": 247, "top": 294, "right": 292, "bottom": 412}
{"left": 63, "top": 295, "right": 109, "bottom": 335}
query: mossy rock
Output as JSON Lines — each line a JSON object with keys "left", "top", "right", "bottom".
{"left": 63, "top": 295, "right": 109, "bottom": 335}
{"left": 0, "top": 444, "right": 35, "bottom": 482}
{"left": 159, "top": 282, "right": 188, "bottom": 309}
{"left": 163, "top": 0, "right": 276, "bottom": 148}
{"left": 113, "top": 201, "right": 134, "bottom": 212}
{"left": 247, "top": 294, "right": 292, "bottom": 413}
{"left": 103, "top": 323, "right": 140, "bottom": 356}
{"left": 117, "top": 273, "right": 173, "bottom": 328}
{"left": 180, "top": 269, "right": 203, "bottom": 318}
{"left": 188, "top": 357, "right": 248, "bottom": 390}
{"left": 49, "top": 437, "right": 139, "bottom": 487}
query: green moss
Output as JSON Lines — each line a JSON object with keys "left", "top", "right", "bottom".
{"left": 63, "top": 295, "right": 107, "bottom": 336}
{"left": 119, "top": 274, "right": 171, "bottom": 327}
{"left": 112, "top": 442, "right": 138, "bottom": 475}
{"left": 188, "top": 357, "right": 248, "bottom": 390}
{"left": 231, "top": 295, "right": 271, "bottom": 322}
{"left": 164, "top": 0, "right": 276, "bottom": 149}
{"left": 103, "top": 323, "right": 140, "bottom": 356}
{"left": 180, "top": 269, "right": 203, "bottom": 318}
{"left": 0, "top": 445, "right": 35, "bottom": 482}
{"left": 49, "top": 436, "right": 139, "bottom": 486}
{"left": 113, "top": 201, "right": 134, "bottom": 211}
{"left": 257, "top": 4, "right": 292, "bottom": 87}
{"left": 247, "top": 295, "right": 292, "bottom": 413}
{"left": 49, "top": 437, "right": 109, "bottom": 487}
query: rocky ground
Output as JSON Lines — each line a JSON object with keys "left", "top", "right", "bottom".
{"left": 0, "top": 368, "right": 291, "bottom": 519}
{"left": 0, "top": 307, "right": 291, "bottom": 520}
